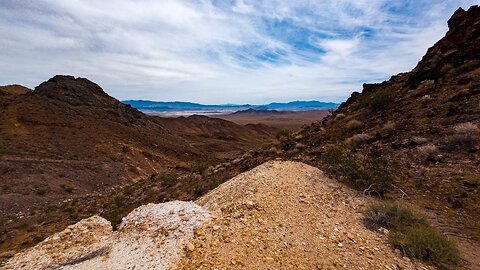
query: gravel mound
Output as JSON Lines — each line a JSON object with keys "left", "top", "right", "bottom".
{"left": 179, "top": 160, "right": 433, "bottom": 269}
{"left": 4, "top": 201, "right": 209, "bottom": 270}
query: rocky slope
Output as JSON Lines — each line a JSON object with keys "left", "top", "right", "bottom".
{"left": 4, "top": 161, "right": 432, "bottom": 270}
{"left": 0, "top": 75, "right": 275, "bottom": 213}
{"left": 277, "top": 5, "right": 480, "bottom": 269}
{"left": 0, "top": 75, "right": 275, "bottom": 260}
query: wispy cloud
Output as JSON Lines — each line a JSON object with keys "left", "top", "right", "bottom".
{"left": 0, "top": 0, "right": 478, "bottom": 103}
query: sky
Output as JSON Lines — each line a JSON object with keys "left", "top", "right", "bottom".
{"left": 1, "top": 1, "right": 479, "bottom": 104}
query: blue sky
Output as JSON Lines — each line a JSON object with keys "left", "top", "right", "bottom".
{"left": 0, "top": 0, "right": 479, "bottom": 103}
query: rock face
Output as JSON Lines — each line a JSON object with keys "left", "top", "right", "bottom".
{"left": 4, "top": 201, "right": 210, "bottom": 270}
{"left": 409, "top": 5, "right": 480, "bottom": 86}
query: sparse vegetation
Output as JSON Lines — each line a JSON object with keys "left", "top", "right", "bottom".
{"left": 445, "top": 122, "right": 479, "bottom": 151}
{"left": 60, "top": 184, "right": 74, "bottom": 193}
{"left": 160, "top": 174, "right": 178, "bottom": 188}
{"left": 454, "top": 122, "right": 479, "bottom": 136}
{"left": 364, "top": 204, "right": 459, "bottom": 269}
{"left": 417, "top": 144, "right": 439, "bottom": 161}
{"left": 322, "top": 146, "right": 394, "bottom": 195}
{"left": 347, "top": 133, "right": 373, "bottom": 148}
{"left": 275, "top": 130, "right": 291, "bottom": 140}
{"left": 345, "top": 119, "right": 363, "bottom": 131}
{"left": 363, "top": 86, "right": 394, "bottom": 111}
{"left": 191, "top": 163, "right": 209, "bottom": 175}
{"left": 411, "top": 136, "right": 429, "bottom": 145}
{"left": 35, "top": 187, "right": 48, "bottom": 196}
{"left": 334, "top": 113, "right": 346, "bottom": 120}
{"left": 379, "top": 121, "right": 396, "bottom": 138}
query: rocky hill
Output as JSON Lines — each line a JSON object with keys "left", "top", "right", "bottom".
{"left": 278, "top": 5, "right": 480, "bottom": 268}
{"left": 0, "top": 75, "right": 275, "bottom": 260}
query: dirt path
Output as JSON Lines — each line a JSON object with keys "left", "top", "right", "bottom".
{"left": 179, "top": 160, "right": 432, "bottom": 270}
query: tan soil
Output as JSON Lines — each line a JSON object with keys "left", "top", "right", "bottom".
{"left": 179, "top": 160, "right": 432, "bottom": 270}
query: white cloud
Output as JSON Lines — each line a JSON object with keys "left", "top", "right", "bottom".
{"left": 0, "top": 0, "right": 479, "bottom": 103}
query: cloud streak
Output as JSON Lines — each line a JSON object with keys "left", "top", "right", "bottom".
{"left": 0, "top": 0, "right": 478, "bottom": 103}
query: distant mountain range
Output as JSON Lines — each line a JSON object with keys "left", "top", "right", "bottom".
{"left": 122, "top": 100, "right": 339, "bottom": 113}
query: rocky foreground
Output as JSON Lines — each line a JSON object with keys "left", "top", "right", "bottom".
{"left": 4, "top": 161, "right": 432, "bottom": 269}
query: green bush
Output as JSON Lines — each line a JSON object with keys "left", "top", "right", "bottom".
{"left": 363, "top": 87, "right": 393, "bottom": 111}
{"left": 364, "top": 204, "right": 426, "bottom": 230}
{"left": 390, "top": 227, "right": 459, "bottom": 268}
{"left": 364, "top": 204, "right": 459, "bottom": 269}
{"left": 160, "top": 174, "right": 177, "bottom": 188}
{"left": 322, "top": 146, "right": 394, "bottom": 195}
{"left": 191, "top": 163, "right": 208, "bottom": 174}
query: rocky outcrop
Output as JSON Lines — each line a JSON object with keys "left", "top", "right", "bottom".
{"left": 4, "top": 201, "right": 209, "bottom": 270}
{"left": 409, "top": 5, "right": 480, "bottom": 86}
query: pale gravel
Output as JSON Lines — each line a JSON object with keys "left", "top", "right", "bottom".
{"left": 4, "top": 201, "right": 210, "bottom": 270}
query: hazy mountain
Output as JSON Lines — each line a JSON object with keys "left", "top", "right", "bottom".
{"left": 122, "top": 100, "right": 339, "bottom": 113}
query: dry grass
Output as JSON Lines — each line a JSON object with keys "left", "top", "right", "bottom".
{"left": 411, "top": 136, "right": 429, "bottom": 145}
{"left": 345, "top": 119, "right": 363, "bottom": 131}
{"left": 347, "top": 134, "right": 373, "bottom": 148}
{"left": 445, "top": 122, "right": 479, "bottom": 151}
{"left": 417, "top": 144, "right": 439, "bottom": 161}
{"left": 454, "top": 122, "right": 479, "bottom": 136}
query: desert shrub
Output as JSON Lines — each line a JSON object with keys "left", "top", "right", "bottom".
{"left": 275, "top": 130, "right": 290, "bottom": 140}
{"left": 35, "top": 187, "right": 48, "bottom": 196}
{"left": 417, "top": 144, "right": 439, "bottom": 161}
{"left": 449, "top": 60, "right": 480, "bottom": 76}
{"left": 347, "top": 134, "right": 373, "bottom": 148}
{"left": 445, "top": 122, "right": 479, "bottom": 151}
{"left": 322, "top": 146, "right": 394, "bottom": 195}
{"left": 191, "top": 163, "right": 208, "bottom": 174}
{"left": 345, "top": 119, "right": 363, "bottom": 131}
{"left": 454, "top": 122, "right": 479, "bottom": 135}
{"left": 60, "top": 184, "right": 74, "bottom": 193}
{"left": 379, "top": 121, "right": 396, "bottom": 138}
{"left": 389, "top": 227, "right": 459, "bottom": 268}
{"left": 364, "top": 204, "right": 459, "bottom": 269}
{"left": 160, "top": 174, "right": 177, "bottom": 188}
{"left": 363, "top": 87, "right": 394, "bottom": 111}
{"left": 364, "top": 204, "right": 426, "bottom": 230}
{"left": 123, "top": 186, "right": 134, "bottom": 197}
{"left": 294, "top": 142, "right": 306, "bottom": 150}
{"left": 411, "top": 136, "right": 429, "bottom": 145}
{"left": 334, "top": 113, "right": 346, "bottom": 121}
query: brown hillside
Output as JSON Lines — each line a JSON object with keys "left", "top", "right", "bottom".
{"left": 0, "top": 75, "right": 275, "bottom": 260}
{"left": 278, "top": 5, "right": 480, "bottom": 268}
{"left": 0, "top": 85, "right": 32, "bottom": 95}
